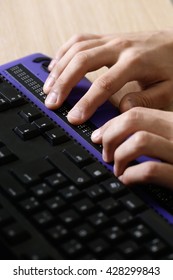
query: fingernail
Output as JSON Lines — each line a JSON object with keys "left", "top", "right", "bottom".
{"left": 45, "top": 92, "right": 57, "bottom": 105}
{"left": 48, "top": 59, "right": 56, "bottom": 71}
{"left": 91, "top": 129, "right": 101, "bottom": 141}
{"left": 102, "top": 149, "right": 108, "bottom": 162}
{"left": 44, "top": 75, "right": 55, "bottom": 91}
{"left": 67, "top": 107, "right": 82, "bottom": 120}
{"left": 118, "top": 175, "right": 123, "bottom": 181}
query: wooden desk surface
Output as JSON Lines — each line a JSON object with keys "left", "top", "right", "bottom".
{"left": 1, "top": 0, "right": 173, "bottom": 107}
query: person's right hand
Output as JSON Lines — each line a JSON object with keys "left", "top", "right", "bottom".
{"left": 43, "top": 30, "right": 173, "bottom": 125}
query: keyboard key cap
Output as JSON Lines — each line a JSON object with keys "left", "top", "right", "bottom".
{"left": 59, "top": 185, "right": 80, "bottom": 201}
{"left": 59, "top": 209, "right": 80, "bottom": 226}
{"left": 120, "top": 193, "right": 145, "bottom": 213}
{"left": 33, "top": 210, "right": 53, "bottom": 227}
{"left": 47, "top": 224, "right": 68, "bottom": 241}
{"left": 101, "top": 177, "right": 127, "bottom": 196}
{"left": 85, "top": 185, "right": 106, "bottom": 201}
{"left": 0, "top": 146, "right": 17, "bottom": 165}
{"left": 88, "top": 238, "right": 109, "bottom": 256}
{"left": 62, "top": 239, "right": 83, "bottom": 256}
{"left": 118, "top": 240, "right": 139, "bottom": 257}
{"left": 88, "top": 211, "right": 108, "bottom": 228}
{"left": 44, "top": 127, "right": 70, "bottom": 145}
{"left": 11, "top": 159, "right": 55, "bottom": 185}
{"left": 0, "top": 96, "right": 9, "bottom": 111}
{"left": 47, "top": 152, "right": 90, "bottom": 187}
{"left": 31, "top": 182, "right": 52, "bottom": 198}
{"left": 45, "top": 196, "right": 65, "bottom": 212}
{"left": 73, "top": 198, "right": 95, "bottom": 214}
{"left": 103, "top": 226, "right": 124, "bottom": 243}
{"left": 32, "top": 117, "right": 54, "bottom": 132}
{"left": 98, "top": 197, "right": 121, "bottom": 214}
{"left": 0, "top": 82, "right": 26, "bottom": 107}
{"left": 19, "top": 105, "right": 42, "bottom": 122}
{"left": 0, "top": 209, "right": 14, "bottom": 225}
{"left": 14, "top": 123, "right": 40, "bottom": 140}
{"left": 2, "top": 222, "right": 30, "bottom": 245}
{"left": 83, "top": 162, "right": 109, "bottom": 181}
{"left": 145, "top": 238, "right": 167, "bottom": 256}
{"left": 19, "top": 196, "right": 40, "bottom": 213}
{"left": 73, "top": 223, "right": 95, "bottom": 240}
{"left": 45, "top": 172, "right": 67, "bottom": 188}
{"left": 63, "top": 143, "right": 92, "bottom": 166}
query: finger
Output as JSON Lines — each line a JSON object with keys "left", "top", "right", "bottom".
{"left": 48, "top": 33, "right": 102, "bottom": 71}
{"left": 119, "top": 80, "right": 173, "bottom": 112}
{"left": 44, "top": 37, "right": 110, "bottom": 94}
{"left": 114, "top": 131, "right": 173, "bottom": 176}
{"left": 45, "top": 44, "right": 119, "bottom": 110}
{"left": 118, "top": 161, "right": 173, "bottom": 190}
{"left": 93, "top": 107, "right": 173, "bottom": 162}
{"left": 67, "top": 59, "right": 134, "bottom": 124}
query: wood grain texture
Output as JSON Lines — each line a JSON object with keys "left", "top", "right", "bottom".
{"left": 1, "top": 0, "right": 173, "bottom": 108}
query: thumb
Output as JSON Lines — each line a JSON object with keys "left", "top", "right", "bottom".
{"left": 119, "top": 81, "right": 173, "bottom": 112}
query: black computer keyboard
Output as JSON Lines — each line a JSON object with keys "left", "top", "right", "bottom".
{"left": 0, "top": 55, "right": 173, "bottom": 260}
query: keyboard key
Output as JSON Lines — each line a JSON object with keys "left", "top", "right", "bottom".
{"left": 33, "top": 210, "right": 53, "bottom": 227}
{"left": 32, "top": 117, "right": 54, "bottom": 132}
{"left": 45, "top": 196, "right": 65, "bottom": 212}
{"left": 73, "top": 198, "right": 95, "bottom": 214}
{"left": 145, "top": 238, "right": 167, "bottom": 256}
{"left": 98, "top": 197, "right": 121, "bottom": 214}
{"left": 44, "top": 127, "right": 70, "bottom": 145}
{"left": 63, "top": 143, "right": 92, "bottom": 166}
{"left": 59, "top": 209, "right": 80, "bottom": 226}
{"left": 47, "top": 224, "right": 68, "bottom": 241}
{"left": 31, "top": 183, "right": 52, "bottom": 198}
{"left": 83, "top": 162, "right": 109, "bottom": 181}
{"left": 45, "top": 172, "right": 67, "bottom": 188}
{"left": 114, "top": 210, "right": 134, "bottom": 227}
{"left": 73, "top": 223, "right": 95, "bottom": 240}
{"left": 85, "top": 185, "right": 106, "bottom": 201}
{"left": 14, "top": 123, "right": 40, "bottom": 140}
{"left": 19, "top": 105, "right": 42, "bottom": 122}
{"left": 103, "top": 226, "right": 124, "bottom": 243}
{"left": 0, "top": 146, "right": 17, "bottom": 165}
{"left": 2, "top": 222, "right": 30, "bottom": 245}
{"left": 11, "top": 158, "right": 55, "bottom": 185}
{"left": 118, "top": 240, "right": 139, "bottom": 257}
{"left": 59, "top": 185, "right": 80, "bottom": 201}
{"left": 120, "top": 193, "right": 145, "bottom": 213}
{"left": 0, "top": 175, "right": 26, "bottom": 199}
{"left": 0, "top": 82, "right": 26, "bottom": 107}
{"left": 88, "top": 238, "right": 109, "bottom": 256}
{"left": 0, "top": 96, "right": 9, "bottom": 111}
{"left": 88, "top": 211, "right": 108, "bottom": 228}
{"left": 0, "top": 209, "right": 14, "bottom": 225}
{"left": 129, "top": 224, "right": 150, "bottom": 241}
{"left": 19, "top": 196, "right": 40, "bottom": 213}
{"left": 47, "top": 152, "right": 91, "bottom": 188}
{"left": 62, "top": 239, "right": 83, "bottom": 256}
{"left": 101, "top": 177, "right": 127, "bottom": 196}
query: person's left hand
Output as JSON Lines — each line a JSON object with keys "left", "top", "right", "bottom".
{"left": 91, "top": 107, "right": 173, "bottom": 189}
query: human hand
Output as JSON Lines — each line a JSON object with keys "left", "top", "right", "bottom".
{"left": 91, "top": 107, "right": 173, "bottom": 189}
{"left": 43, "top": 30, "right": 173, "bottom": 125}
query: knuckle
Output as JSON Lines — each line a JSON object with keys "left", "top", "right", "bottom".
{"left": 133, "top": 131, "right": 149, "bottom": 150}
{"left": 74, "top": 51, "right": 89, "bottom": 66}
{"left": 55, "top": 77, "right": 66, "bottom": 92}
{"left": 71, "top": 33, "right": 86, "bottom": 44}
{"left": 94, "top": 76, "right": 113, "bottom": 93}
{"left": 124, "top": 107, "right": 143, "bottom": 123}
{"left": 111, "top": 37, "right": 132, "bottom": 50}
{"left": 142, "top": 162, "right": 158, "bottom": 181}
